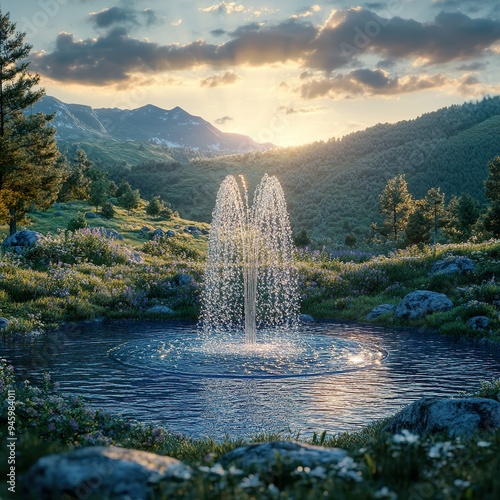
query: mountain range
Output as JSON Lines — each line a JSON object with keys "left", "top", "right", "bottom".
{"left": 32, "top": 96, "right": 273, "bottom": 154}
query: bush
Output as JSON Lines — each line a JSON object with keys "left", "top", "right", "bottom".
{"left": 100, "top": 201, "right": 116, "bottom": 219}
{"left": 24, "top": 229, "right": 130, "bottom": 266}
{"left": 67, "top": 212, "right": 87, "bottom": 231}
{"left": 143, "top": 236, "right": 203, "bottom": 261}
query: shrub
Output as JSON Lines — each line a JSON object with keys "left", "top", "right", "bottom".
{"left": 100, "top": 201, "right": 116, "bottom": 219}
{"left": 143, "top": 236, "right": 203, "bottom": 261}
{"left": 24, "top": 229, "right": 130, "bottom": 266}
{"left": 67, "top": 212, "right": 87, "bottom": 231}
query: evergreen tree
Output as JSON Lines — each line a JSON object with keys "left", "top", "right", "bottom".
{"left": 485, "top": 156, "right": 500, "bottom": 202}
{"left": 100, "top": 201, "right": 115, "bottom": 219}
{"left": 379, "top": 175, "right": 414, "bottom": 242}
{"left": 421, "top": 187, "right": 445, "bottom": 244}
{"left": 484, "top": 157, "right": 500, "bottom": 236}
{"left": 120, "top": 185, "right": 141, "bottom": 213}
{"left": 0, "top": 10, "right": 61, "bottom": 234}
{"left": 89, "top": 178, "right": 108, "bottom": 211}
{"left": 444, "top": 194, "right": 482, "bottom": 242}
{"left": 404, "top": 202, "right": 432, "bottom": 245}
{"left": 146, "top": 196, "right": 164, "bottom": 217}
{"left": 59, "top": 149, "right": 93, "bottom": 201}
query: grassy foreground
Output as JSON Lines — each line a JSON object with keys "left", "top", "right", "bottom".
{"left": 1, "top": 360, "right": 500, "bottom": 499}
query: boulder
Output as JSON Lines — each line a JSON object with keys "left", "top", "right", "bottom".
{"left": 25, "top": 446, "right": 191, "bottom": 500}
{"left": 395, "top": 290, "right": 453, "bottom": 319}
{"left": 365, "top": 304, "right": 396, "bottom": 321}
{"left": 201, "top": 229, "right": 209, "bottom": 235}
{"left": 85, "top": 212, "right": 98, "bottom": 219}
{"left": 299, "top": 314, "right": 315, "bottom": 324}
{"left": 0, "top": 318, "right": 9, "bottom": 329}
{"left": 467, "top": 316, "right": 489, "bottom": 330}
{"left": 166, "top": 230, "right": 176, "bottom": 237}
{"left": 146, "top": 306, "right": 174, "bottom": 315}
{"left": 2, "top": 230, "right": 44, "bottom": 253}
{"left": 218, "top": 441, "right": 347, "bottom": 473}
{"left": 383, "top": 397, "right": 500, "bottom": 437}
{"left": 93, "top": 227, "right": 124, "bottom": 241}
{"left": 174, "top": 225, "right": 181, "bottom": 229}
{"left": 153, "top": 228, "right": 165, "bottom": 238}
{"left": 175, "top": 273, "right": 194, "bottom": 287}
{"left": 140, "top": 226, "right": 153, "bottom": 233}
{"left": 430, "top": 257, "right": 475, "bottom": 275}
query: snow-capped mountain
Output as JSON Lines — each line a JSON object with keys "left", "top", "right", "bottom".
{"left": 31, "top": 96, "right": 274, "bottom": 153}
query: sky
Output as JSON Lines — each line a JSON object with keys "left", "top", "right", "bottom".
{"left": 3, "top": 0, "right": 500, "bottom": 146}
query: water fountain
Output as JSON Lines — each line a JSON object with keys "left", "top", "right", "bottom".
{"left": 110, "top": 174, "right": 387, "bottom": 379}
{"left": 200, "top": 174, "right": 299, "bottom": 343}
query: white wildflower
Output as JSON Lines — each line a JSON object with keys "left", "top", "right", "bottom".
{"left": 239, "top": 474, "right": 262, "bottom": 489}
{"left": 454, "top": 479, "right": 471, "bottom": 488}
{"left": 393, "top": 429, "right": 419, "bottom": 445}
{"left": 374, "top": 486, "right": 398, "bottom": 499}
{"left": 477, "top": 440, "right": 491, "bottom": 448}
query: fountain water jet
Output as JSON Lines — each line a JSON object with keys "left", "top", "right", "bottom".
{"left": 200, "top": 174, "right": 299, "bottom": 343}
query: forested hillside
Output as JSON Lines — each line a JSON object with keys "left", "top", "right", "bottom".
{"left": 94, "top": 97, "right": 500, "bottom": 242}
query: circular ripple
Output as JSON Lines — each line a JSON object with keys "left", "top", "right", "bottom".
{"left": 109, "top": 329, "right": 388, "bottom": 379}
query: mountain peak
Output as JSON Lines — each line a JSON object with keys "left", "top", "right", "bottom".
{"left": 30, "top": 96, "right": 275, "bottom": 153}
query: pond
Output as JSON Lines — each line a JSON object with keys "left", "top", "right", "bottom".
{"left": 2, "top": 320, "right": 500, "bottom": 439}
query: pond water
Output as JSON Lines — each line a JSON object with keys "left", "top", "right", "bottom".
{"left": 2, "top": 321, "right": 499, "bottom": 439}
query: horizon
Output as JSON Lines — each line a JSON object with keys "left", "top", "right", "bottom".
{"left": 5, "top": 0, "right": 500, "bottom": 146}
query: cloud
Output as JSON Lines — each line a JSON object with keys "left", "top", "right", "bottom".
{"left": 290, "top": 5, "right": 321, "bottom": 19}
{"left": 89, "top": 6, "right": 161, "bottom": 29}
{"left": 215, "top": 116, "right": 234, "bottom": 125}
{"left": 200, "top": 71, "right": 241, "bottom": 87}
{"left": 298, "top": 69, "right": 449, "bottom": 99}
{"left": 210, "top": 29, "right": 226, "bottom": 36}
{"left": 33, "top": 8, "right": 500, "bottom": 86}
{"left": 456, "top": 61, "right": 489, "bottom": 71}
{"left": 276, "top": 105, "right": 325, "bottom": 114}
{"left": 200, "top": 2, "right": 246, "bottom": 14}
{"left": 306, "top": 9, "right": 500, "bottom": 71}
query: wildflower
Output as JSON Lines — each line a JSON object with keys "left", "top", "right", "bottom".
{"left": 199, "top": 463, "right": 225, "bottom": 476}
{"left": 477, "top": 440, "right": 491, "bottom": 448}
{"left": 454, "top": 479, "right": 471, "bottom": 488}
{"left": 374, "top": 486, "right": 397, "bottom": 499}
{"left": 393, "top": 429, "right": 419, "bottom": 445}
{"left": 239, "top": 474, "right": 262, "bottom": 489}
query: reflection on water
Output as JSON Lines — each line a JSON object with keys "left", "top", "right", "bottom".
{"left": 1, "top": 321, "right": 499, "bottom": 439}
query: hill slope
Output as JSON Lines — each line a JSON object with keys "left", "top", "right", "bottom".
{"left": 51, "top": 96, "right": 500, "bottom": 242}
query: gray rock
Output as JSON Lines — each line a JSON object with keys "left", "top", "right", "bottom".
{"left": 299, "top": 314, "right": 315, "bottom": 324}
{"left": 191, "top": 230, "right": 202, "bottom": 237}
{"left": 25, "top": 446, "right": 191, "bottom": 500}
{"left": 174, "top": 225, "right": 181, "bottom": 229}
{"left": 183, "top": 228, "right": 191, "bottom": 233}
{"left": 85, "top": 211, "right": 98, "bottom": 219}
{"left": 395, "top": 290, "right": 453, "bottom": 320}
{"left": 467, "top": 316, "right": 489, "bottom": 330}
{"left": 93, "top": 227, "right": 124, "bottom": 241}
{"left": 2, "top": 230, "right": 45, "bottom": 253}
{"left": 218, "top": 441, "right": 347, "bottom": 472}
{"left": 153, "top": 228, "right": 165, "bottom": 238}
{"left": 166, "top": 230, "right": 176, "bottom": 237}
{"left": 140, "top": 225, "right": 153, "bottom": 233}
{"left": 201, "top": 229, "right": 209, "bottom": 235}
{"left": 430, "top": 257, "right": 475, "bottom": 275}
{"left": 187, "top": 225, "right": 200, "bottom": 232}
{"left": 0, "top": 318, "right": 9, "bottom": 329}
{"left": 175, "top": 273, "right": 194, "bottom": 287}
{"left": 147, "top": 306, "right": 174, "bottom": 315}
{"left": 383, "top": 397, "right": 500, "bottom": 437}
{"left": 365, "top": 304, "right": 396, "bottom": 321}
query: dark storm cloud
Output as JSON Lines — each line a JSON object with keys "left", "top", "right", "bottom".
{"left": 33, "top": 8, "right": 500, "bottom": 86}
{"left": 210, "top": 29, "right": 227, "bottom": 37}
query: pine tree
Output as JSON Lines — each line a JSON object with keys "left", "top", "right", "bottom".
{"left": 59, "top": 149, "right": 93, "bottom": 201}
{"left": 0, "top": 10, "right": 61, "bottom": 234}
{"left": 404, "top": 202, "right": 432, "bottom": 245}
{"left": 485, "top": 156, "right": 500, "bottom": 202}
{"left": 89, "top": 178, "right": 108, "bottom": 211}
{"left": 120, "top": 185, "right": 141, "bottom": 213}
{"left": 421, "top": 187, "right": 445, "bottom": 244}
{"left": 379, "top": 175, "right": 414, "bottom": 242}
{"left": 146, "top": 196, "right": 164, "bottom": 218}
